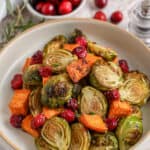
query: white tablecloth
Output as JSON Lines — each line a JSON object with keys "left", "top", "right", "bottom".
{"left": 0, "top": 0, "right": 142, "bottom": 149}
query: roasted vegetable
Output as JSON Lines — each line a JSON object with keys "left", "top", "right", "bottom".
{"left": 41, "top": 117, "right": 71, "bottom": 150}
{"left": 90, "top": 132, "right": 118, "bottom": 150}
{"left": 88, "top": 42, "right": 117, "bottom": 61}
{"left": 116, "top": 115, "right": 143, "bottom": 150}
{"left": 43, "top": 35, "right": 67, "bottom": 56}
{"left": 90, "top": 60, "right": 123, "bottom": 91}
{"left": 29, "top": 88, "right": 42, "bottom": 116}
{"left": 43, "top": 49, "right": 77, "bottom": 73}
{"left": 119, "top": 71, "right": 150, "bottom": 106}
{"left": 131, "top": 105, "right": 142, "bottom": 119}
{"left": 69, "top": 123, "right": 91, "bottom": 150}
{"left": 23, "top": 64, "right": 42, "bottom": 89}
{"left": 78, "top": 86, "right": 108, "bottom": 117}
{"left": 41, "top": 73, "right": 73, "bottom": 108}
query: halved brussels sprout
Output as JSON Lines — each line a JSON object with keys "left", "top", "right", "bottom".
{"left": 35, "top": 136, "right": 55, "bottom": 150}
{"left": 90, "top": 132, "right": 118, "bottom": 150}
{"left": 88, "top": 42, "right": 117, "bottom": 61}
{"left": 29, "top": 88, "right": 42, "bottom": 116}
{"left": 41, "top": 117, "right": 71, "bottom": 150}
{"left": 69, "top": 123, "right": 91, "bottom": 150}
{"left": 43, "top": 35, "right": 67, "bottom": 56}
{"left": 90, "top": 60, "right": 123, "bottom": 91}
{"left": 41, "top": 73, "right": 73, "bottom": 108}
{"left": 131, "top": 105, "right": 142, "bottom": 119}
{"left": 23, "top": 64, "right": 42, "bottom": 89}
{"left": 116, "top": 115, "right": 143, "bottom": 150}
{"left": 119, "top": 71, "right": 150, "bottom": 106}
{"left": 43, "top": 49, "right": 77, "bottom": 73}
{"left": 78, "top": 86, "right": 108, "bottom": 117}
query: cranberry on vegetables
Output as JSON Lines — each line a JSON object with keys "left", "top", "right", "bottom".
{"left": 111, "top": 10, "right": 123, "bottom": 24}
{"left": 94, "top": 11, "right": 107, "bottom": 21}
{"left": 10, "top": 114, "right": 24, "bottom": 128}
{"left": 75, "top": 36, "right": 87, "bottom": 47}
{"left": 72, "top": 46, "right": 87, "bottom": 58}
{"left": 67, "top": 98, "right": 78, "bottom": 111}
{"left": 11, "top": 74, "right": 23, "bottom": 90}
{"left": 38, "top": 66, "right": 52, "bottom": 77}
{"left": 105, "top": 118, "right": 118, "bottom": 131}
{"left": 59, "top": 1, "right": 73, "bottom": 15}
{"left": 30, "top": 50, "right": 43, "bottom": 65}
{"left": 60, "top": 109, "right": 75, "bottom": 123}
{"left": 31, "top": 114, "right": 46, "bottom": 129}
{"left": 41, "top": 2, "right": 56, "bottom": 15}
{"left": 119, "top": 59, "right": 129, "bottom": 73}
{"left": 95, "top": 0, "right": 108, "bottom": 8}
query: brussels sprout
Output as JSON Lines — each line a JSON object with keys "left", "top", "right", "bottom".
{"left": 88, "top": 42, "right": 117, "bottom": 61}
{"left": 43, "top": 35, "right": 67, "bottom": 56}
{"left": 131, "top": 105, "right": 142, "bottom": 119}
{"left": 41, "top": 73, "right": 73, "bottom": 108}
{"left": 119, "top": 71, "right": 150, "bottom": 106}
{"left": 78, "top": 86, "right": 108, "bottom": 117}
{"left": 116, "top": 115, "right": 143, "bottom": 150}
{"left": 69, "top": 123, "right": 91, "bottom": 150}
{"left": 41, "top": 117, "right": 71, "bottom": 150}
{"left": 43, "top": 49, "right": 77, "bottom": 73}
{"left": 29, "top": 88, "right": 42, "bottom": 116}
{"left": 90, "top": 132, "right": 118, "bottom": 150}
{"left": 35, "top": 136, "right": 55, "bottom": 150}
{"left": 90, "top": 60, "right": 123, "bottom": 91}
{"left": 23, "top": 64, "right": 42, "bottom": 89}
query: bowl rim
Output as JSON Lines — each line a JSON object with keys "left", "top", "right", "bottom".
{"left": 24, "top": 0, "right": 86, "bottom": 19}
{"left": 0, "top": 18, "right": 150, "bottom": 150}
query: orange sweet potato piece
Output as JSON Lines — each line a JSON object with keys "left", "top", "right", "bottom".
{"left": 42, "top": 77, "right": 49, "bottom": 85}
{"left": 9, "top": 89, "right": 31, "bottom": 115}
{"left": 21, "top": 115, "right": 39, "bottom": 137}
{"left": 42, "top": 107, "right": 63, "bottom": 119}
{"left": 22, "top": 58, "right": 32, "bottom": 72}
{"left": 63, "top": 44, "right": 80, "bottom": 52}
{"left": 108, "top": 100, "right": 132, "bottom": 118}
{"left": 79, "top": 114, "right": 108, "bottom": 133}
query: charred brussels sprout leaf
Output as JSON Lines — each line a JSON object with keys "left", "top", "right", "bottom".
{"left": 41, "top": 117, "right": 71, "bottom": 150}
{"left": 90, "top": 60, "right": 123, "bottom": 91}
{"left": 43, "top": 49, "right": 77, "bottom": 73}
{"left": 35, "top": 136, "right": 56, "bottom": 150}
{"left": 72, "top": 84, "right": 82, "bottom": 98}
{"left": 23, "top": 64, "right": 42, "bottom": 89}
{"left": 88, "top": 42, "right": 117, "bottom": 61}
{"left": 116, "top": 115, "right": 143, "bottom": 150}
{"left": 78, "top": 86, "right": 108, "bottom": 117}
{"left": 41, "top": 73, "right": 73, "bottom": 108}
{"left": 131, "top": 105, "right": 142, "bottom": 119}
{"left": 29, "top": 88, "right": 42, "bottom": 116}
{"left": 69, "top": 123, "right": 91, "bottom": 150}
{"left": 90, "top": 132, "right": 118, "bottom": 150}
{"left": 43, "top": 35, "right": 67, "bottom": 56}
{"left": 119, "top": 71, "right": 150, "bottom": 106}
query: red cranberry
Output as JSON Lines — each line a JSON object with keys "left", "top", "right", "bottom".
{"left": 60, "top": 109, "right": 75, "bottom": 123}
{"left": 31, "top": 114, "right": 46, "bottom": 129}
{"left": 75, "top": 36, "right": 87, "bottom": 47}
{"left": 10, "top": 115, "right": 24, "bottom": 128}
{"left": 11, "top": 74, "right": 23, "bottom": 90}
{"left": 59, "top": 1, "right": 73, "bottom": 15}
{"left": 70, "top": 0, "right": 81, "bottom": 7}
{"left": 72, "top": 46, "right": 87, "bottom": 58}
{"left": 95, "top": 0, "right": 108, "bottom": 8}
{"left": 94, "top": 11, "right": 107, "bottom": 21}
{"left": 41, "top": 2, "right": 56, "bottom": 15}
{"left": 38, "top": 66, "right": 52, "bottom": 77}
{"left": 119, "top": 59, "right": 129, "bottom": 73}
{"left": 35, "top": 2, "right": 44, "bottom": 12}
{"left": 67, "top": 98, "right": 78, "bottom": 111}
{"left": 111, "top": 10, "right": 123, "bottom": 24}
{"left": 30, "top": 50, "right": 43, "bottom": 65}
{"left": 104, "top": 89, "right": 120, "bottom": 102}
{"left": 105, "top": 118, "right": 118, "bottom": 131}
{"left": 49, "top": 0, "right": 60, "bottom": 6}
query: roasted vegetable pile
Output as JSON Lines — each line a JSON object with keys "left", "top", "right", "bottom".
{"left": 9, "top": 29, "right": 150, "bottom": 150}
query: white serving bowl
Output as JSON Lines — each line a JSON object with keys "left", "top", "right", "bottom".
{"left": 0, "top": 19, "right": 150, "bottom": 150}
{"left": 24, "top": 0, "right": 86, "bottom": 19}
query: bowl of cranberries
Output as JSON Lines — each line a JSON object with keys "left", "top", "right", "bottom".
{"left": 24, "top": 0, "right": 86, "bottom": 19}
